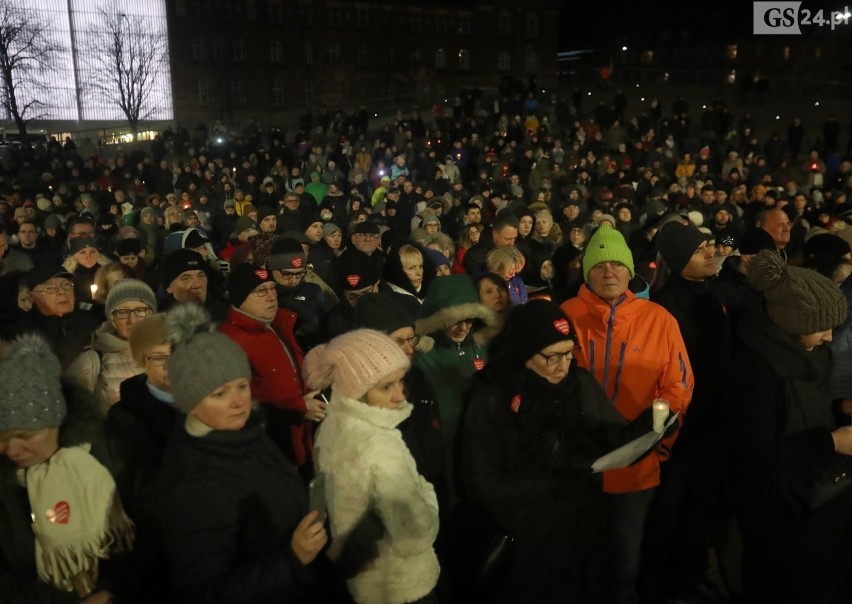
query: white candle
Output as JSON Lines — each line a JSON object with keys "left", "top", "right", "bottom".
{"left": 90, "top": 284, "right": 98, "bottom": 298}
{"left": 652, "top": 399, "right": 669, "bottom": 433}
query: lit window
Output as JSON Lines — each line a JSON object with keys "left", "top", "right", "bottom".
{"left": 233, "top": 38, "right": 247, "bottom": 62}
{"left": 272, "top": 79, "right": 285, "bottom": 105}
{"left": 525, "top": 49, "right": 538, "bottom": 73}
{"left": 458, "top": 49, "right": 470, "bottom": 70}
{"left": 497, "top": 50, "right": 511, "bottom": 71}
{"left": 435, "top": 12, "right": 447, "bottom": 33}
{"left": 726, "top": 44, "right": 737, "bottom": 59}
{"left": 525, "top": 12, "right": 539, "bottom": 38}
{"left": 435, "top": 48, "right": 446, "bottom": 69}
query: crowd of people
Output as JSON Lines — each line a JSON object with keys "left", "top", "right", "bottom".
{"left": 1, "top": 89, "right": 852, "bottom": 603}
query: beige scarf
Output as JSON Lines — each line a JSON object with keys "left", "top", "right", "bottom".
{"left": 19, "top": 444, "right": 135, "bottom": 597}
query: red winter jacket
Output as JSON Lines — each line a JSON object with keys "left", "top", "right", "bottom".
{"left": 219, "top": 306, "right": 313, "bottom": 465}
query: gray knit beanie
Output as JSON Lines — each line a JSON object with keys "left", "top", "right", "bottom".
{"left": 747, "top": 249, "right": 848, "bottom": 335}
{"left": 105, "top": 278, "right": 158, "bottom": 317}
{"left": 0, "top": 334, "right": 66, "bottom": 431}
{"left": 164, "top": 303, "right": 251, "bottom": 413}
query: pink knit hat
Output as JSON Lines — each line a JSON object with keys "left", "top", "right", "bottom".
{"left": 302, "top": 329, "right": 410, "bottom": 400}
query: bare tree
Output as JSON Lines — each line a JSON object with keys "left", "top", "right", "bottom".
{"left": 0, "top": 1, "right": 63, "bottom": 134}
{"left": 84, "top": 6, "right": 169, "bottom": 140}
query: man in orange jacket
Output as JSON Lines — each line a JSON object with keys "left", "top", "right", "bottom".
{"left": 561, "top": 226, "right": 693, "bottom": 603}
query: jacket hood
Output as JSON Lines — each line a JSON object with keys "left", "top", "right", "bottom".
{"left": 93, "top": 321, "right": 129, "bottom": 353}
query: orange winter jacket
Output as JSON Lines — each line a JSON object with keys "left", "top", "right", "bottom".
{"left": 561, "top": 285, "right": 693, "bottom": 493}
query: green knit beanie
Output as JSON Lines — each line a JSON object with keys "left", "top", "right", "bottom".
{"left": 582, "top": 226, "right": 635, "bottom": 281}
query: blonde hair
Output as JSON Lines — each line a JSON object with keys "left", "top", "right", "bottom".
{"left": 398, "top": 244, "right": 424, "bottom": 269}
{"left": 93, "top": 262, "right": 132, "bottom": 304}
{"left": 486, "top": 245, "right": 525, "bottom": 275}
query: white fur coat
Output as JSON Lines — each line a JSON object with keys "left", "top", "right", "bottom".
{"left": 315, "top": 392, "right": 440, "bottom": 604}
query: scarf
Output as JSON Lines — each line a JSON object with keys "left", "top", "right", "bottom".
{"left": 20, "top": 444, "right": 135, "bottom": 597}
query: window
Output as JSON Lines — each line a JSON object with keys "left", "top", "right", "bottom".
{"left": 305, "top": 81, "right": 314, "bottom": 103}
{"left": 212, "top": 37, "right": 225, "bottom": 61}
{"left": 305, "top": 43, "right": 314, "bottom": 65}
{"left": 230, "top": 79, "right": 246, "bottom": 106}
{"left": 458, "top": 13, "right": 471, "bottom": 35}
{"left": 497, "top": 10, "right": 511, "bottom": 37}
{"left": 272, "top": 79, "right": 285, "bottom": 105}
{"left": 198, "top": 79, "right": 212, "bottom": 105}
{"left": 458, "top": 48, "right": 470, "bottom": 70}
{"left": 270, "top": 39, "right": 283, "bottom": 63}
{"left": 355, "top": 5, "right": 369, "bottom": 28}
{"left": 435, "top": 48, "right": 446, "bottom": 69}
{"left": 233, "top": 38, "right": 247, "bottom": 62}
{"left": 410, "top": 48, "right": 422, "bottom": 65}
{"left": 726, "top": 44, "right": 738, "bottom": 60}
{"left": 328, "top": 3, "right": 342, "bottom": 27}
{"left": 435, "top": 11, "right": 447, "bottom": 33}
{"left": 192, "top": 36, "right": 207, "bottom": 61}
{"left": 783, "top": 46, "right": 791, "bottom": 60}
{"left": 329, "top": 42, "right": 341, "bottom": 61}
{"left": 641, "top": 50, "right": 654, "bottom": 64}
{"left": 525, "top": 12, "right": 539, "bottom": 38}
{"left": 525, "top": 49, "right": 538, "bottom": 73}
{"left": 357, "top": 45, "right": 368, "bottom": 67}
{"left": 410, "top": 9, "right": 422, "bottom": 32}
{"left": 266, "top": 0, "right": 283, "bottom": 23}
{"left": 297, "top": 0, "right": 313, "bottom": 26}
{"left": 497, "top": 50, "right": 510, "bottom": 71}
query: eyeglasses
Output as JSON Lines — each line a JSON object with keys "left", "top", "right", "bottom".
{"left": 276, "top": 269, "right": 307, "bottom": 281}
{"left": 394, "top": 335, "right": 420, "bottom": 347}
{"left": 33, "top": 282, "right": 74, "bottom": 295}
{"left": 250, "top": 284, "right": 277, "bottom": 297}
{"left": 145, "top": 353, "right": 170, "bottom": 366}
{"left": 451, "top": 318, "right": 476, "bottom": 328}
{"left": 112, "top": 307, "right": 153, "bottom": 320}
{"left": 537, "top": 349, "right": 576, "bottom": 366}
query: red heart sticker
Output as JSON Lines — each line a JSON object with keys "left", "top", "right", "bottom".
{"left": 553, "top": 318, "right": 571, "bottom": 335}
{"left": 254, "top": 268, "right": 268, "bottom": 280}
{"left": 46, "top": 501, "right": 70, "bottom": 525}
{"left": 473, "top": 358, "right": 485, "bottom": 371}
{"left": 510, "top": 394, "right": 522, "bottom": 413}
{"left": 346, "top": 274, "right": 361, "bottom": 287}
{"left": 291, "top": 256, "right": 303, "bottom": 268}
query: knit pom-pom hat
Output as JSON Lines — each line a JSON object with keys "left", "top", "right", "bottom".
{"left": 0, "top": 334, "right": 66, "bottom": 431}
{"left": 747, "top": 249, "right": 847, "bottom": 335}
{"left": 302, "top": 329, "right": 410, "bottom": 400}
{"left": 164, "top": 303, "right": 251, "bottom": 413}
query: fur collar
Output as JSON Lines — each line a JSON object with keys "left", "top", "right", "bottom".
{"left": 415, "top": 301, "right": 498, "bottom": 337}
{"left": 331, "top": 389, "right": 412, "bottom": 429}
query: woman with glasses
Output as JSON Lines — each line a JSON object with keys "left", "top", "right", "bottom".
{"left": 92, "top": 279, "right": 158, "bottom": 412}
{"left": 459, "top": 300, "right": 654, "bottom": 603}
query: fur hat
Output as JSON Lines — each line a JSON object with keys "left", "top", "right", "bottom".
{"left": 165, "top": 304, "right": 251, "bottom": 413}
{"left": 302, "top": 329, "right": 410, "bottom": 400}
{"left": 105, "top": 279, "right": 157, "bottom": 318}
{"left": 738, "top": 227, "right": 776, "bottom": 255}
{"left": 115, "top": 237, "right": 143, "bottom": 257}
{"left": 0, "top": 334, "right": 66, "bottom": 431}
{"left": 416, "top": 274, "right": 498, "bottom": 336}
{"left": 582, "top": 227, "right": 635, "bottom": 281}
{"left": 747, "top": 250, "right": 847, "bottom": 335}
{"left": 656, "top": 223, "right": 710, "bottom": 276}
{"left": 129, "top": 313, "right": 168, "bottom": 367}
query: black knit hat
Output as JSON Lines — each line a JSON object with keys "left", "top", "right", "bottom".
{"left": 161, "top": 248, "right": 207, "bottom": 288}
{"left": 337, "top": 249, "right": 380, "bottom": 290}
{"left": 739, "top": 227, "right": 776, "bottom": 255}
{"left": 116, "top": 237, "right": 143, "bottom": 256}
{"left": 501, "top": 299, "right": 576, "bottom": 363}
{"left": 355, "top": 293, "right": 415, "bottom": 333}
{"left": 266, "top": 237, "right": 306, "bottom": 271}
{"left": 227, "top": 262, "right": 271, "bottom": 308}
{"left": 656, "top": 223, "right": 709, "bottom": 276}
{"left": 747, "top": 250, "right": 847, "bottom": 335}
